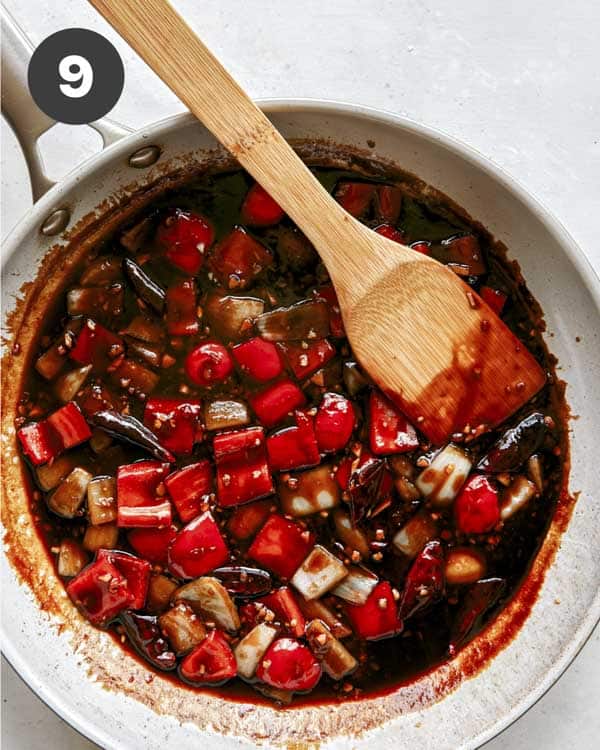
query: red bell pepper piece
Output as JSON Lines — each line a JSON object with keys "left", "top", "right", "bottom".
{"left": 374, "top": 185, "right": 403, "bottom": 223}
{"left": 167, "top": 510, "right": 229, "bottom": 579}
{"left": 313, "top": 285, "right": 344, "bottom": 338}
{"left": 345, "top": 580, "right": 403, "bottom": 640}
{"left": 165, "top": 278, "right": 199, "bottom": 336}
{"left": 480, "top": 286, "right": 507, "bottom": 316}
{"left": 184, "top": 341, "right": 233, "bottom": 386}
{"left": 66, "top": 557, "right": 133, "bottom": 627}
{"left": 69, "top": 319, "right": 122, "bottom": 371}
{"left": 213, "top": 426, "right": 273, "bottom": 507}
{"left": 279, "top": 339, "right": 335, "bottom": 380}
{"left": 47, "top": 402, "right": 92, "bottom": 450}
{"left": 247, "top": 513, "right": 315, "bottom": 580}
{"left": 232, "top": 336, "right": 284, "bottom": 382}
{"left": 258, "top": 587, "right": 306, "bottom": 638}
{"left": 334, "top": 181, "right": 376, "bottom": 217}
{"left": 165, "top": 460, "right": 213, "bottom": 523}
{"left": 17, "top": 420, "right": 63, "bottom": 466}
{"left": 255, "top": 637, "right": 321, "bottom": 692}
{"left": 96, "top": 549, "right": 151, "bottom": 610}
{"left": 127, "top": 525, "right": 178, "bottom": 566}
{"left": 266, "top": 410, "right": 320, "bottom": 472}
{"left": 374, "top": 223, "right": 406, "bottom": 244}
{"left": 117, "top": 460, "right": 172, "bottom": 528}
{"left": 249, "top": 379, "right": 305, "bottom": 428}
{"left": 454, "top": 475, "right": 500, "bottom": 534}
{"left": 179, "top": 629, "right": 236, "bottom": 685}
{"left": 209, "top": 226, "right": 272, "bottom": 289}
{"left": 227, "top": 499, "right": 273, "bottom": 541}
{"left": 241, "top": 183, "right": 285, "bottom": 227}
{"left": 398, "top": 540, "right": 445, "bottom": 620}
{"left": 144, "top": 397, "right": 203, "bottom": 455}
{"left": 156, "top": 209, "right": 214, "bottom": 275}
{"left": 410, "top": 240, "right": 431, "bottom": 255}
{"left": 314, "top": 393, "right": 355, "bottom": 453}
{"left": 369, "top": 390, "right": 418, "bottom": 455}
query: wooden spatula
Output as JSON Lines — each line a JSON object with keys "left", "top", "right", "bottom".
{"left": 90, "top": 0, "right": 546, "bottom": 444}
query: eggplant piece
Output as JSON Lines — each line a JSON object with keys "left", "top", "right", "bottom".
{"left": 54, "top": 364, "right": 92, "bottom": 403}
{"left": 57, "top": 540, "right": 88, "bottom": 578}
{"left": 212, "top": 566, "right": 272, "bottom": 598}
{"left": 173, "top": 577, "right": 240, "bottom": 632}
{"left": 67, "top": 284, "right": 124, "bottom": 318}
{"left": 204, "top": 399, "right": 250, "bottom": 431}
{"left": 234, "top": 622, "right": 278, "bottom": 679}
{"left": 499, "top": 475, "right": 537, "bottom": 521}
{"left": 82, "top": 523, "right": 119, "bottom": 552}
{"left": 331, "top": 565, "right": 378, "bottom": 605}
{"left": 415, "top": 444, "right": 472, "bottom": 507}
{"left": 277, "top": 227, "right": 318, "bottom": 271}
{"left": 120, "top": 611, "right": 177, "bottom": 671}
{"left": 305, "top": 619, "right": 358, "bottom": 680}
{"left": 36, "top": 454, "right": 75, "bottom": 491}
{"left": 124, "top": 337, "right": 164, "bottom": 369}
{"left": 89, "top": 428, "right": 113, "bottom": 454}
{"left": 279, "top": 465, "right": 340, "bottom": 517}
{"left": 48, "top": 467, "right": 92, "bottom": 518}
{"left": 87, "top": 476, "right": 117, "bottom": 526}
{"left": 527, "top": 454, "right": 544, "bottom": 493}
{"left": 449, "top": 578, "right": 505, "bottom": 654}
{"left": 291, "top": 545, "right": 348, "bottom": 600}
{"left": 205, "top": 290, "right": 265, "bottom": 341}
{"left": 111, "top": 359, "right": 159, "bottom": 395}
{"left": 147, "top": 574, "right": 179, "bottom": 614}
{"left": 35, "top": 319, "right": 82, "bottom": 380}
{"left": 256, "top": 299, "right": 330, "bottom": 342}
{"left": 332, "top": 509, "right": 370, "bottom": 559}
{"left": 123, "top": 258, "right": 166, "bottom": 313}
{"left": 445, "top": 547, "right": 487, "bottom": 585}
{"left": 91, "top": 410, "right": 174, "bottom": 462}
{"left": 158, "top": 602, "right": 207, "bottom": 655}
{"left": 342, "top": 361, "right": 369, "bottom": 396}
{"left": 79, "top": 255, "right": 123, "bottom": 286}
{"left": 477, "top": 413, "right": 547, "bottom": 473}
{"left": 296, "top": 594, "right": 352, "bottom": 639}
{"left": 393, "top": 511, "right": 438, "bottom": 559}
{"left": 121, "top": 314, "right": 165, "bottom": 344}
{"left": 120, "top": 216, "right": 154, "bottom": 252}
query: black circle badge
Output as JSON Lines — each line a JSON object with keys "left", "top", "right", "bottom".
{"left": 28, "top": 28, "right": 124, "bottom": 125}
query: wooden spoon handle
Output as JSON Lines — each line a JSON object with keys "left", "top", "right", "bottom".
{"left": 90, "top": 0, "right": 398, "bottom": 295}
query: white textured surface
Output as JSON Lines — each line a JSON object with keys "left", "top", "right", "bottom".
{"left": 1, "top": 0, "right": 598, "bottom": 748}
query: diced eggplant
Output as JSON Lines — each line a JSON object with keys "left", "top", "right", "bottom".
{"left": 67, "top": 284, "right": 124, "bottom": 318}
{"left": 82, "top": 522, "right": 119, "bottom": 552}
{"left": 123, "top": 258, "right": 166, "bottom": 313}
{"left": 279, "top": 465, "right": 340, "bottom": 517}
{"left": 256, "top": 299, "right": 330, "bottom": 342}
{"left": 388, "top": 454, "right": 416, "bottom": 480}
{"left": 56, "top": 540, "right": 88, "bottom": 578}
{"left": 449, "top": 578, "right": 505, "bottom": 653}
{"left": 291, "top": 545, "right": 348, "bottom": 600}
{"left": 158, "top": 602, "right": 207, "bottom": 655}
{"left": 342, "top": 360, "right": 369, "bottom": 396}
{"left": 445, "top": 547, "right": 487, "bottom": 585}
{"left": 89, "top": 429, "right": 113, "bottom": 454}
{"left": 499, "top": 475, "right": 537, "bottom": 521}
{"left": 205, "top": 290, "right": 265, "bottom": 341}
{"left": 79, "top": 255, "right": 123, "bottom": 286}
{"left": 173, "top": 576, "right": 240, "bottom": 632}
{"left": 305, "top": 619, "right": 358, "bottom": 680}
{"left": 332, "top": 509, "right": 370, "bottom": 559}
{"left": 87, "top": 476, "right": 117, "bottom": 525}
{"left": 277, "top": 227, "right": 318, "bottom": 271}
{"left": 121, "top": 314, "right": 165, "bottom": 344}
{"left": 124, "top": 338, "right": 163, "bottom": 369}
{"left": 111, "top": 358, "right": 159, "bottom": 395}
{"left": 204, "top": 399, "right": 250, "bottom": 431}
{"left": 147, "top": 573, "right": 179, "bottom": 613}
{"left": 36, "top": 454, "right": 75, "bottom": 491}
{"left": 415, "top": 444, "right": 472, "bottom": 507}
{"left": 35, "top": 319, "right": 83, "bottom": 380}
{"left": 527, "top": 454, "right": 544, "bottom": 493}
{"left": 392, "top": 512, "right": 438, "bottom": 558}
{"left": 54, "top": 365, "right": 92, "bottom": 403}
{"left": 48, "top": 467, "right": 92, "bottom": 518}
{"left": 234, "top": 622, "right": 278, "bottom": 679}
{"left": 120, "top": 215, "right": 154, "bottom": 252}
{"left": 331, "top": 566, "right": 378, "bottom": 605}
{"left": 120, "top": 611, "right": 176, "bottom": 671}
{"left": 477, "top": 413, "right": 547, "bottom": 473}
{"left": 91, "top": 410, "right": 174, "bottom": 463}
{"left": 296, "top": 594, "right": 352, "bottom": 639}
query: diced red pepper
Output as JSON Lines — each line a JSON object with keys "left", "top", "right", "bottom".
{"left": 247, "top": 513, "right": 315, "bottom": 580}
{"left": 241, "top": 183, "right": 285, "bottom": 227}
{"left": 410, "top": 240, "right": 431, "bottom": 255}
{"left": 255, "top": 637, "right": 321, "bottom": 692}
{"left": 69, "top": 319, "right": 122, "bottom": 370}
{"left": 144, "top": 397, "right": 203, "bottom": 455}
{"left": 374, "top": 223, "right": 406, "bottom": 244}
{"left": 334, "top": 182, "right": 376, "bottom": 217}
{"left": 279, "top": 339, "right": 335, "bottom": 380}
{"left": 454, "top": 475, "right": 500, "bottom": 534}
{"left": 249, "top": 379, "right": 305, "bottom": 428}
{"left": 213, "top": 426, "right": 273, "bottom": 507}
{"left": 47, "top": 402, "right": 92, "bottom": 450}
{"left": 165, "top": 460, "right": 213, "bottom": 522}
{"left": 209, "top": 226, "right": 272, "bottom": 290}
{"left": 266, "top": 410, "right": 320, "bottom": 472}
{"left": 17, "top": 420, "right": 62, "bottom": 466}
{"left": 167, "top": 510, "right": 229, "bottom": 579}
{"left": 232, "top": 337, "right": 284, "bottom": 382}
{"left": 166, "top": 278, "right": 199, "bottom": 336}
{"left": 184, "top": 341, "right": 233, "bottom": 387}
{"left": 127, "top": 525, "right": 178, "bottom": 566}
{"left": 96, "top": 549, "right": 151, "bottom": 610}
{"left": 374, "top": 185, "right": 403, "bottom": 223}
{"left": 117, "top": 460, "right": 172, "bottom": 528}
{"left": 398, "top": 540, "right": 445, "bottom": 619}
{"left": 258, "top": 587, "right": 306, "bottom": 638}
{"left": 227, "top": 499, "right": 273, "bottom": 541}
{"left": 315, "top": 393, "right": 355, "bottom": 453}
{"left": 66, "top": 557, "right": 132, "bottom": 627}
{"left": 179, "top": 629, "right": 236, "bottom": 685}
{"left": 480, "top": 286, "right": 507, "bottom": 316}
{"left": 156, "top": 209, "right": 214, "bottom": 275}
{"left": 313, "top": 285, "right": 344, "bottom": 338}
{"left": 369, "top": 391, "right": 418, "bottom": 455}
{"left": 345, "top": 580, "right": 403, "bottom": 640}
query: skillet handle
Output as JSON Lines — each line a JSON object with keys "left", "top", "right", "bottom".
{"left": 0, "top": 5, "right": 132, "bottom": 202}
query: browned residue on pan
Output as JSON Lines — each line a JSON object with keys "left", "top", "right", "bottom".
{"left": 1, "top": 140, "right": 577, "bottom": 744}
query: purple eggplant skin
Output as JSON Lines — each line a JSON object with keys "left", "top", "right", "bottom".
{"left": 448, "top": 577, "right": 505, "bottom": 655}
{"left": 120, "top": 611, "right": 176, "bottom": 671}
{"left": 123, "top": 258, "right": 166, "bottom": 313}
{"left": 91, "top": 410, "right": 174, "bottom": 463}
{"left": 212, "top": 566, "right": 272, "bottom": 598}
{"left": 477, "top": 413, "right": 547, "bottom": 473}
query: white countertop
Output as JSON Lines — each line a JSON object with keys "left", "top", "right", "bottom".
{"left": 1, "top": 0, "right": 599, "bottom": 747}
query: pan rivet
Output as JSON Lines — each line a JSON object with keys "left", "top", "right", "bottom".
{"left": 40, "top": 208, "right": 71, "bottom": 237}
{"left": 129, "top": 145, "right": 161, "bottom": 168}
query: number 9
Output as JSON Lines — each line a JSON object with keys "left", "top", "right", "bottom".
{"left": 58, "top": 54, "right": 94, "bottom": 99}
